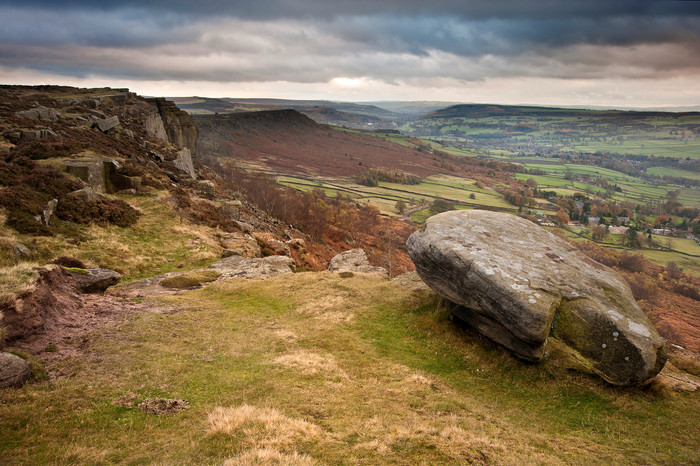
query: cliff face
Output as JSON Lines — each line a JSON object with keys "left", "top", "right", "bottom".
{"left": 148, "top": 98, "right": 198, "bottom": 156}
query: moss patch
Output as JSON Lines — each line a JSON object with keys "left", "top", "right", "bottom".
{"left": 159, "top": 270, "right": 221, "bottom": 289}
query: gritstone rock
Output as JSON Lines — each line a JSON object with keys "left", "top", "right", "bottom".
{"left": 328, "top": 249, "right": 388, "bottom": 275}
{"left": 211, "top": 255, "right": 296, "bottom": 280}
{"left": 406, "top": 210, "right": 666, "bottom": 386}
{"left": 68, "top": 267, "right": 122, "bottom": 293}
{"left": 93, "top": 115, "right": 120, "bottom": 133}
{"left": 0, "top": 352, "right": 31, "bottom": 389}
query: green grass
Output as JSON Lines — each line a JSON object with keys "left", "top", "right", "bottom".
{"left": 16, "top": 193, "right": 224, "bottom": 282}
{"left": 1, "top": 273, "right": 697, "bottom": 464}
{"left": 646, "top": 167, "right": 700, "bottom": 181}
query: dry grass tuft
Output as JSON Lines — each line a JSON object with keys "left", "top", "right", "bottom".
{"left": 272, "top": 350, "right": 348, "bottom": 378}
{"left": 208, "top": 405, "right": 324, "bottom": 450}
{"left": 273, "top": 329, "right": 298, "bottom": 342}
{"left": 0, "top": 262, "right": 40, "bottom": 298}
{"left": 295, "top": 295, "right": 354, "bottom": 322}
{"left": 223, "top": 448, "right": 318, "bottom": 466}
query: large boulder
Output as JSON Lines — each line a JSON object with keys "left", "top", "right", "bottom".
{"left": 0, "top": 352, "right": 31, "bottom": 389}
{"left": 407, "top": 210, "right": 666, "bottom": 386}
{"left": 328, "top": 249, "right": 388, "bottom": 275}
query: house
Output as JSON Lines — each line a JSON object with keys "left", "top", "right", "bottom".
{"left": 609, "top": 226, "right": 629, "bottom": 235}
{"left": 588, "top": 217, "right": 600, "bottom": 225}
{"left": 617, "top": 216, "right": 630, "bottom": 224}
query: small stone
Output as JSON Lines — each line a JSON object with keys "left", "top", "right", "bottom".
{"left": 0, "top": 352, "right": 31, "bottom": 389}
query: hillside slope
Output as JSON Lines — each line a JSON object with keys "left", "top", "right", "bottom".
{"left": 194, "top": 110, "right": 443, "bottom": 177}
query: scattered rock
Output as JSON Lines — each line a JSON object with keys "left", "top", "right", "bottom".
{"left": 328, "top": 249, "right": 387, "bottom": 275}
{"left": 93, "top": 115, "right": 120, "bottom": 133}
{"left": 42, "top": 198, "right": 58, "bottom": 226}
{"left": 219, "top": 231, "right": 261, "bottom": 258}
{"left": 254, "top": 232, "right": 291, "bottom": 257}
{"left": 20, "top": 129, "right": 57, "bottom": 140}
{"left": 172, "top": 148, "right": 196, "bottom": 179}
{"left": 407, "top": 210, "right": 667, "bottom": 386}
{"left": 68, "top": 268, "right": 121, "bottom": 293}
{"left": 12, "top": 242, "right": 32, "bottom": 260}
{"left": 219, "top": 200, "right": 242, "bottom": 219}
{"left": 137, "top": 397, "right": 190, "bottom": 415}
{"left": 234, "top": 220, "right": 254, "bottom": 234}
{"left": 196, "top": 180, "right": 215, "bottom": 195}
{"left": 211, "top": 255, "right": 296, "bottom": 280}
{"left": 64, "top": 158, "right": 121, "bottom": 193}
{"left": 67, "top": 187, "right": 106, "bottom": 202}
{"left": 0, "top": 352, "right": 31, "bottom": 389}
{"left": 16, "top": 106, "right": 59, "bottom": 122}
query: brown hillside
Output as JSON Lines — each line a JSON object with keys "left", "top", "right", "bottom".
{"left": 194, "top": 110, "right": 443, "bottom": 177}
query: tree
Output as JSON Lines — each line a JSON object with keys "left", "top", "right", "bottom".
{"left": 431, "top": 199, "right": 454, "bottom": 213}
{"left": 554, "top": 209, "right": 570, "bottom": 225}
{"left": 591, "top": 225, "right": 609, "bottom": 241}
{"left": 395, "top": 199, "right": 407, "bottom": 214}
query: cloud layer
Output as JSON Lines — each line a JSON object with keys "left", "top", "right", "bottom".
{"left": 1, "top": 0, "right": 699, "bottom": 105}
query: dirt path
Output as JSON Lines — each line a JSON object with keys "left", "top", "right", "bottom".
{"left": 8, "top": 291, "right": 177, "bottom": 378}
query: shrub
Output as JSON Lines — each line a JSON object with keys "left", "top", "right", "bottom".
{"left": 55, "top": 194, "right": 140, "bottom": 227}
{"left": 6, "top": 211, "right": 52, "bottom": 236}
{"left": 53, "top": 256, "right": 87, "bottom": 268}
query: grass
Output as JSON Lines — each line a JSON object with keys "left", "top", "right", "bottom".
{"left": 13, "top": 193, "right": 224, "bottom": 282}
{"left": 1, "top": 272, "right": 697, "bottom": 464}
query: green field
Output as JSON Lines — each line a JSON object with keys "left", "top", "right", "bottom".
{"left": 647, "top": 167, "right": 700, "bottom": 181}
{"left": 515, "top": 163, "right": 700, "bottom": 208}
{"left": 400, "top": 105, "right": 700, "bottom": 160}
{"left": 278, "top": 174, "right": 515, "bottom": 217}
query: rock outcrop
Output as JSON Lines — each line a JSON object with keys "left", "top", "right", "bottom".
{"left": 148, "top": 98, "right": 198, "bottom": 156}
{"left": 407, "top": 210, "right": 667, "bottom": 386}
{"left": 67, "top": 268, "right": 121, "bottom": 293}
{"left": 211, "top": 255, "right": 296, "bottom": 280}
{"left": 328, "top": 249, "right": 387, "bottom": 275}
{"left": 64, "top": 159, "right": 121, "bottom": 193}
{"left": 0, "top": 352, "right": 31, "bottom": 389}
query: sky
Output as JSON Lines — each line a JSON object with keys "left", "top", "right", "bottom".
{"left": 1, "top": 0, "right": 699, "bottom": 108}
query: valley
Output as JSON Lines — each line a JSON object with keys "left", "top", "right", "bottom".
{"left": 0, "top": 86, "right": 698, "bottom": 464}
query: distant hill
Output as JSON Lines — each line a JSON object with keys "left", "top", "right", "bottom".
{"left": 424, "top": 103, "right": 700, "bottom": 120}
{"left": 362, "top": 101, "right": 462, "bottom": 116}
{"left": 171, "top": 97, "right": 399, "bottom": 129}
{"left": 194, "top": 109, "right": 441, "bottom": 177}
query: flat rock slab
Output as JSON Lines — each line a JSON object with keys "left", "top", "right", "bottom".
{"left": 328, "top": 249, "right": 388, "bottom": 275}
{"left": 0, "top": 352, "right": 31, "bottom": 389}
{"left": 211, "top": 255, "right": 296, "bottom": 280}
{"left": 69, "top": 268, "right": 121, "bottom": 293}
{"left": 407, "top": 210, "right": 666, "bottom": 386}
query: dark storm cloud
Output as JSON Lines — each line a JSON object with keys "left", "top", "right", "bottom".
{"left": 2, "top": 0, "right": 698, "bottom": 20}
{"left": 0, "top": 0, "right": 699, "bottom": 87}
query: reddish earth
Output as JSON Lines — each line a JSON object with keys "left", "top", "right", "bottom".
{"left": 2, "top": 268, "right": 175, "bottom": 378}
{"left": 194, "top": 110, "right": 445, "bottom": 178}
{"left": 644, "top": 289, "right": 700, "bottom": 354}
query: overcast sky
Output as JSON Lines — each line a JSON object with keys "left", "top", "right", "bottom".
{"left": 1, "top": 0, "right": 699, "bottom": 107}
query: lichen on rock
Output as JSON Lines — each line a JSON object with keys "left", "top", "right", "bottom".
{"left": 407, "top": 209, "right": 667, "bottom": 386}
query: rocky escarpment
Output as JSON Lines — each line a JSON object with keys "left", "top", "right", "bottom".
{"left": 407, "top": 210, "right": 667, "bottom": 386}
{"left": 148, "top": 98, "right": 198, "bottom": 156}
